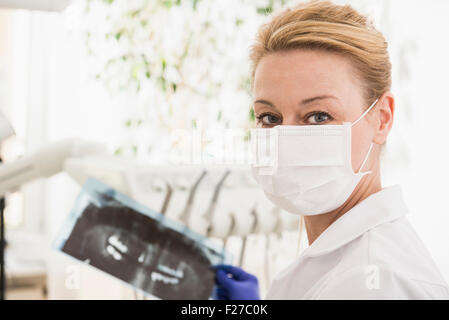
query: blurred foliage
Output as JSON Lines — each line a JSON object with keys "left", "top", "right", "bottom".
{"left": 73, "top": 0, "right": 292, "bottom": 157}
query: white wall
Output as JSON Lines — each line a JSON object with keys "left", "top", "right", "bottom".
{"left": 386, "top": 0, "right": 449, "bottom": 282}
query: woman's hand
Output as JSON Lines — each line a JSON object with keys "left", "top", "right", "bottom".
{"left": 213, "top": 264, "right": 261, "bottom": 300}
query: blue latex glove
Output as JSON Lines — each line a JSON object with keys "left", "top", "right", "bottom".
{"left": 213, "top": 264, "right": 261, "bottom": 300}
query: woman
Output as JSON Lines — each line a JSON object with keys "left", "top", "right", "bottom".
{"left": 214, "top": 0, "right": 449, "bottom": 299}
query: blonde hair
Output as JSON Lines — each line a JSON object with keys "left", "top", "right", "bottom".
{"left": 250, "top": 0, "right": 392, "bottom": 104}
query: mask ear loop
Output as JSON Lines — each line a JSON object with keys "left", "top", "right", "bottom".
{"left": 351, "top": 98, "right": 379, "bottom": 175}
{"left": 351, "top": 98, "right": 379, "bottom": 127}
{"left": 357, "top": 142, "right": 374, "bottom": 174}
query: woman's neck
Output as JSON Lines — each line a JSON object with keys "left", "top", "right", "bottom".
{"left": 303, "top": 169, "right": 382, "bottom": 245}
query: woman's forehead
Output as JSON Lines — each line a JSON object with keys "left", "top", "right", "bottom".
{"left": 253, "top": 50, "right": 363, "bottom": 103}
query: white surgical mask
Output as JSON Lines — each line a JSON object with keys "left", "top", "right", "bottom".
{"left": 250, "top": 98, "right": 379, "bottom": 215}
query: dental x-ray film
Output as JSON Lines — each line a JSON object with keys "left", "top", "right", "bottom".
{"left": 54, "top": 178, "right": 231, "bottom": 300}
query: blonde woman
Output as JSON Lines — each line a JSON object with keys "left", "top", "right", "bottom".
{"left": 214, "top": 0, "right": 449, "bottom": 299}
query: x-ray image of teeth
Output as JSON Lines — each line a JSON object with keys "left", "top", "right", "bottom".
{"left": 54, "top": 178, "right": 231, "bottom": 300}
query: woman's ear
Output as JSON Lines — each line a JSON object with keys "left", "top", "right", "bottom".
{"left": 373, "top": 92, "right": 395, "bottom": 145}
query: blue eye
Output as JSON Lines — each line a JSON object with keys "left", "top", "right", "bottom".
{"left": 307, "top": 112, "right": 332, "bottom": 124}
{"left": 256, "top": 113, "right": 280, "bottom": 126}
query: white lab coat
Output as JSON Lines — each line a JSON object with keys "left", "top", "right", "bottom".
{"left": 266, "top": 185, "right": 449, "bottom": 299}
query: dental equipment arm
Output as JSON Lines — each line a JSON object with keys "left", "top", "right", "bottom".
{"left": 0, "top": 138, "right": 106, "bottom": 197}
{"left": 0, "top": 0, "right": 72, "bottom": 12}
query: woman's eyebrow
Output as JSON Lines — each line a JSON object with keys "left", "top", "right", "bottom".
{"left": 254, "top": 95, "right": 339, "bottom": 108}
{"left": 300, "top": 95, "right": 339, "bottom": 105}
{"left": 254, "top": 99, "right": 275, "bottom": 108}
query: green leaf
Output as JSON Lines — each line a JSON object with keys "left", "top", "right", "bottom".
{"left": 249, "top": 108, "right": 255, "bottom": 121}
{"left": 114, "top": 147, "right": 122, "bottom": 156}
{"left": 131, "top": 64, "right": 140, "bottom": 80}
{"left": 163, "top": 0, "right": 173, "bottom": 8}
{"left": 130, "top": 10, "right": 140, "bottom": 17}
{"left": 115, "top": 31, "right": 122, "bottom": 41}
{"left": 104, "top": 0, "right": 114, "bottom": 4}
{"left": 235, "top": 18, "right": 244, "bottom": 26}
{"left": 142, "top": 55, "right": 149, "bottom": 66}
{"left": 191, "top": 119, "right": 197, "bottom": 129}
{"left": 159, "top": 76, "right": 167, "bottom": 92}
{"left": 125, "top": 119, "right": 132, "bottom": 127}
{"left": 244, "top": 129, "right": 251, "bottom": 142}
{"left": 256, "top": 6, "right": 273, "bottom": 15}
{"left": 217, "top": 110, "right": 222, "bottom": 121}
{"left": 172, "top": 83, "right": 177, "bottom": 92}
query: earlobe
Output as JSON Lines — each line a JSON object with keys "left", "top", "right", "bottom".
{"left": 373, "top": 92, "right": 395, "bottom": 145}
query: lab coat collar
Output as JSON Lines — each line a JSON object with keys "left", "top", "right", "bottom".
{"left": 301, "top": 185, "right": 408, "bottom": 258}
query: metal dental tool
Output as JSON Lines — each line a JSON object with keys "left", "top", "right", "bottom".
{"left": 205, "top": 170, "right": 230, "bottom": 237}
{"left": 150, "top": 177, "right": 173, "bottom": 215}
{"left": 238, "top": 208, "right": 257, "bottom": 268}
{"left": 178, "top": 170, "right": 207, "bottom": 225}
{"left": 223, "top": 213, "right": 235, "bottom": 250}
